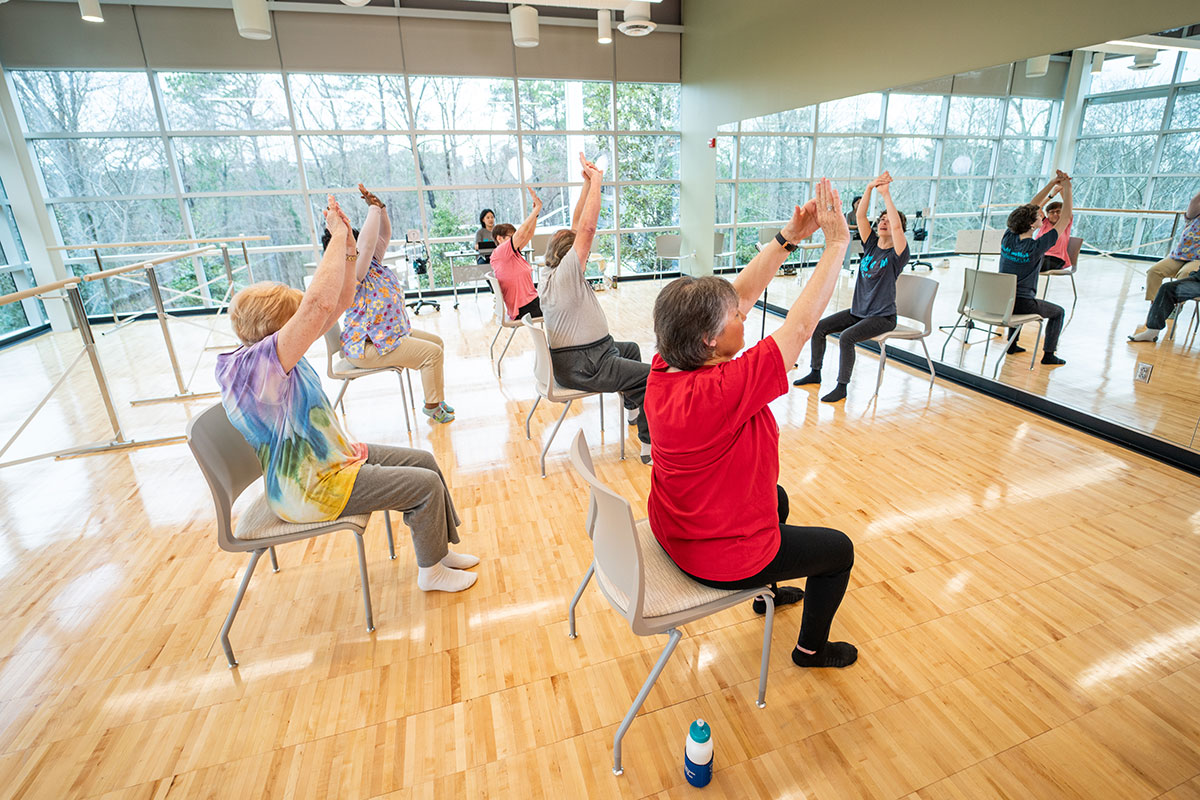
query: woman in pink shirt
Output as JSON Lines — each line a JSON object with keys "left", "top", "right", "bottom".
{"left": 490, "top": 187, "right": 543, "bottom": 320}
{"left": 1035, "top": 195, "right": 1072, "bottom": 272}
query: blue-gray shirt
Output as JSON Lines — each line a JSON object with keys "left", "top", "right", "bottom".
{"left": 851, "top": 232, "right": 910, "bottom": 317}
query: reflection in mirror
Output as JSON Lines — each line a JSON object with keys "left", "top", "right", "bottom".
{"left": 717, "top": 32, "right": 1200, "bottom": 452}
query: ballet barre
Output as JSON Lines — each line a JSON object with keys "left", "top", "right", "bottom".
{"left": 0, "top": 278, "right": 184, "bottom": 469}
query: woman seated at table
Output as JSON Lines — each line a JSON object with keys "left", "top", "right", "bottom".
{"left": 216, "top": 196, "right": 478, "bottom": 593}
{"left": 325, "top": 184, "right": 454, "bottom": 423}
{"left": 490, "top": 188, "right": 543, "bottom": 320}
{"left": 476, "top": 208, "right": 497, "bottom": 264}
{"left": 645, "top": 179, "right": 857, "bottom": 669}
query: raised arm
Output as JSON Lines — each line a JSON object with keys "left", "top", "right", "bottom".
{"left": 512, "top": 187, "right": 543, "bottom": 251}
{"left": 732, "top": 199, "right": 818, "bottom": 315}
{"left": 355, "top": 204, "right": 382, "bottom": 282}
{"left": 276, "top": 198, "right": 356, "bottom": 373}
{"left": 571, "top": 172, "right": 591, "bottom": 231}
{"left": 1030, "top": 173, "right": 1060, "bottom": 208}
{"left": 877, "top": 178, "right": 907, "bottom": 254}
{"left": 1052, "top": 175, "right": 1073, "bottom": 236}
{"left": 857, "top": 179, "right": 875, "bottom": 239}
{"left": 770, "top": 179, "right": 850, "bottom": 367}
{"left": 1186, "top": 188, "right": 1200, "bottom": 220}
{"left": 572, "top": 155, "right": 602, "bottom": 266}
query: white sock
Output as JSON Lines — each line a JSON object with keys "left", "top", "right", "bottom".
{"left": 640, "top": 442, "right": 652, "bottom": 465}
{"left": 417, "top": 562, "right": 478, "bottom": 593}
{"left": 1128, "top": 328, "right": 1160, "bottom": 342}
{"left": 627, "top": 406, "right": 640, "bottom": 424}
{"left": 441, "top": 550, "right": 479, "bottom": 569}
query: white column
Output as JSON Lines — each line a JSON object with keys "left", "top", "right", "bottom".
{"left": 0, "top": 62, "right": 71, "bottom": 331}
{"left": 1053, "top": 50, "right": 1090, "bottom": 173}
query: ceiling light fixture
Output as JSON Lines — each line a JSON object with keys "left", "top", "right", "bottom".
{"left": 232, "top": 0, "right": 271, "bottom": 40}
{"left": 1024, "top": 55, "right": 1050, "bottom": 78}
{"left": 78, "top": 0, "right": 104, "bottom": 23}
{"left": 1130, "top": 51, "right": 1159, "bottom": 70}
{"left": 597, "top": 9, "right": 612, "bottom": 45}
{"left": 511, "top": 5, "right": 539, "bottom": 48}
{"left": 618, "top": 1, "right": 656, "bottom": 37}
{"left": 340, "top": 0, "right": 372, "bottom": 7}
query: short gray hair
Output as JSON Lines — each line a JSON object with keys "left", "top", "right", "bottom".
{"left": 653, "top": 276, "right": 738, "bottom": 371}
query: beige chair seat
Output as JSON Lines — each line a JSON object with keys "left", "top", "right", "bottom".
{"left": 234, "top": 494, "right": 371, "bottom": 542}
{"left": 594, "top": 519, "right": 744, "bottom": 619}
{"left": 963, "top": 310, "right": 1041, "bottom": 328}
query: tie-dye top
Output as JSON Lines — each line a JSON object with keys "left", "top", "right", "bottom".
{"left": 1169, "top": 215, "right": 1200, "bottom": 262}
{"left": 216, "top": 333, "right": 367, "bottom": 523}
{"left": 341, "top": 259, "right": 411, "bottom": 358}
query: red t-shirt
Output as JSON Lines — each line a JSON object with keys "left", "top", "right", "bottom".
{"left": 645, "top": 336, "right": 788, "bottom": 581}
{"left": 490, "top": 240, "right": 539, "bottom": 320}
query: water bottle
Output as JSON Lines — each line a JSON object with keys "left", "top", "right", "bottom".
{"left": 684, "top": 719, "right": 713, "bottom": 787}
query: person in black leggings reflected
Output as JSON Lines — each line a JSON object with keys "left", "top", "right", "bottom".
{"left": 794, "top": 172, "right": 909, "bottom": 403}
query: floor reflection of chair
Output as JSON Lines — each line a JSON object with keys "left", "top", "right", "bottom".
{"left": 940, "top": 268, "right": 1043, "bottom": 378}
{"left": 871, "top": 274, "right": 938, "bottom": 396}
{"left": 522, "top": 317, "right": 624, "bottom": 477}
{"left": 187, "top": 404, "right": 395, "bottom": 668}
{"left": 323, "top": 321, "right": 415, "bottom": 432}
{"left": 565, "top": 430, "right": 774, "bottom": 777}
{"left": 485, "top": 274, "right": 542, "bottom": 378}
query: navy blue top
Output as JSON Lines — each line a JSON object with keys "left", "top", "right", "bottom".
{"left": 999, "top": 229, "right": 1058, "bottom": 299}
{"left": 851, "top": 231, "right": 910, "bottom": 317}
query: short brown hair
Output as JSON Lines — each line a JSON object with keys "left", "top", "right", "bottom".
{"left": 1006, "top": 204, "right": 1040, "bottom": 234}
{"left": 492, "top": 223, "right": 516, "bottom": 240}
{"left": 545, "top": 229, "right": 575, "bottom": 268}
{"left": 876, "top": 209, "right": 907, "bottom": 231}
{"left": 1045, "top": 201, "right": 1063, "bottom": 212}
{"left": 229, "top": 282, "right": 303, "bottom": 345}
{"left": 653, "top": 275, "right": 739, "bottom": 371}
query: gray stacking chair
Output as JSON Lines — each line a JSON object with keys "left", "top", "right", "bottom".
{"left": 940, "top": 268, "right": 1042, "bottom": 378}
{"left": 870, "top": 273, "right": 939, "bottom": 396}
{"left": 323, "top": 321, "right": 415, "bottom": 431}
{"left": 486, "top": 273, "right": 542, "bottom": 377}
{"left": 522, "top": 316, "right": 624, "bottom": 477}
{"left": 1039, "top": 236, "right": 1084, "bottom": 305}
{"left": 567, "top": 431, "right": 774, "bottom": 776}
{"left": 654, "top": 234, "right": 682, "bottom": 272}
{"left": 187, "top": 403, "right": 395, "bottom": 668}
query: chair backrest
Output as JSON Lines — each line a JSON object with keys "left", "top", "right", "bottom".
{"left": 655, "top": 234, "right": 682, "bottom": 259}
{"left": 1067, "top": 236, "right": 1083, "bottom": 267}
{"left": 522, "top": 316, "right": 554, "bottom": 397}
{"left": 485, "top": 273, "right": 507, "bottom": 323}
{"left": 405, "top": 229, "right": 421, "bottom": 243}
{"left": 894, "top": 274, "right": 939, "bottom": 335}
{"left": 568, "top": 430, "right": 644, "bottom": 624}
{"left": 530, "top": 231, "right": 557, "bottom": 262}
{"left": 962, "top": 268, "right": 1017, "bottom": 322}
{"left": 758, "top": 227, "right": 781, "bottom": 245}
{"left": 713, "top": 232, "right": 725, "bottom": 254}
{"left": 323, "top": 321, "right": 343, "bottom": 376}
{"left": 186, "top": 403, "right": 263, "bottom": 552}
{"left": 955, "top": 228, "right": 1004, "bottom": 255}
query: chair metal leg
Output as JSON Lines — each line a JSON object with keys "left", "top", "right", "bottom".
{"left": 333, "top": 379, "right": 350, "bottom": 413}
{"left": 919, "top": 338, "right": 937, "bottom": 387}
{"left": 525, "top": 396, "right": 541, "bottom": 440}
{"left": 406, "top": 370, "right": 416, "bottom": 411}
{"left": 1028, "top": 321, "right": 1044, "bottom": 371}
{"left": 268, "top": 546, "right": 279, "bottom": 573}
{"left": 599, "top": 393, "right": 604, "bottom": 432}
{"left": 383, "top": 511, "right": 396, "bottom": 560}
{"left": 567, "top": 562, "right": 595, "bottom": 639}
{"left": 757, "top": 593, "right": 774, "bottom": 708}
{"left": 613, "top": 627, "right": 683, "bottom": 776}
{"left": 872, "top": 340, "right": 888, "bottom": 397}
{"left": 1069, "top": 273, "right": 1077, "bottom": 304}
{"left": 994, "top": 326, "right": 1022, "bottom": 379}
{"left": 939, "top": 315, "right": 964, "bottom": 359}
{"left": 495, "top": 327, "right": 518, "bottom": 377}
{"left": 618, "top": 392, "right": 625, "bottom": 461}
{"left": 488, "top": 324, "right": 503, "bottom": 363}
{"left": 353, "top": 532, "right": 375, "bottom": 633}
{"left": 982, "top": 323, "right": 992, "bottom": 367}
{"left": 540, "top": 399, "right": 574, "bottom": 478}
{"left": 221, "top": 548, "right": 265, "bottom": 668}
{"left": 392, "top": 371, "right": 412, "bottom": 433}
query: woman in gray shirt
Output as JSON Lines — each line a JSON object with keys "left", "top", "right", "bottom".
{"left": 539, "top": 153, "right": 653, "bottom": 463}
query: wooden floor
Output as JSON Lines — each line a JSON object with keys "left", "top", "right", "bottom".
{"left": 766, "top": 253, "right": 1200, "bottom": 449}
{"left": 1, "top": 281, "right": 1199, "bottom": 799}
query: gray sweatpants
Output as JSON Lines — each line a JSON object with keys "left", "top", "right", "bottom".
{"left": 550, "top": 335, "right": 651, "bottom": 444}
{"left": 341, "top": 444, "right": 461, "bottom": 567}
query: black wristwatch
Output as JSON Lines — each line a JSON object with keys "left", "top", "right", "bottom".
{"left": 775, "top": 232, "right": 797, "bottom": 252}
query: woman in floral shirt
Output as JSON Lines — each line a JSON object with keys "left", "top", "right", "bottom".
{"left": 325, "top": 184, "right": 454, "bottom": 423}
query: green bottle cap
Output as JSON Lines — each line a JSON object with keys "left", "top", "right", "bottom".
{"left": 689, "top": 719, "right": 711, "bottom": 743}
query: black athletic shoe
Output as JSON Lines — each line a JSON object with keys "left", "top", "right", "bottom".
{"left": 753, "top": 585, "right": 804, "bottom": 614}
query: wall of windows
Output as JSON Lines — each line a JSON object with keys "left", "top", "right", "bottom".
{"left": 716, "top": 77, "right": 1061, "bottom": 266}
{"left": 10, "top": 69, "right": 680, "bottom": 318}
{"left": 0, "top": 175, "right": 43, "bottom": 339}
{"left": 1072, "top": 51, "right": 1200, "bottom": 254}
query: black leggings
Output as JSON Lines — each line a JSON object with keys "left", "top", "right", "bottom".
{"left": 685, "top": 486, "right": 854, "bottom": 652}
{"left": 515, "top": 297, "right": 542, "bottom": 319}
{"left": 810, "top": 309, "right": 897, "bottom": 384}
{"left": 1008, "top": 297, "right": 1064, "bottom": 353}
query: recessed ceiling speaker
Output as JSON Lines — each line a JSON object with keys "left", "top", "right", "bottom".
{"left": 618, "top": 1, "right": 656, "bottom": 37}
{"left": 232, "top": 0, "right": 271, "bottom": 40}
{"left": 511, "top": 5, "right": 539, "bottom": 48}
{"left": 597, "top": 9, "right": 613, "bottom": 45}
{"left": 1024, "top": 55, "right": 1050, "bottom": 78}
{"left": 78, "top": 0, "right": 104, "bottom": 22}
{"left": 1130, "top": 51, "right": 1159, "bottom": 70}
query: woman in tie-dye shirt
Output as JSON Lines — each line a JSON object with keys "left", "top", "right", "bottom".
{"left": 215, "top": 196, "right": 479, "bottom": 593}
{"left": 326, "top": 184, "right": 454, "bottom": 424}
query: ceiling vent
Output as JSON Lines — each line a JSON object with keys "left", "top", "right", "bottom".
{"left": 618, "top": 1, "right": 656, "bottom": 37}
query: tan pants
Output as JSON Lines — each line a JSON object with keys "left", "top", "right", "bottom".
{"left": 1145, "top": 258, "right": 1200, "bottom": 300}
{"left": 348, "top": 329, "right": 444, "bottom": 405}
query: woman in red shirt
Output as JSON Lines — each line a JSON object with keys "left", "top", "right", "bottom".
{"left": 644, "top": 179, "right": 857, "bottom": 669}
